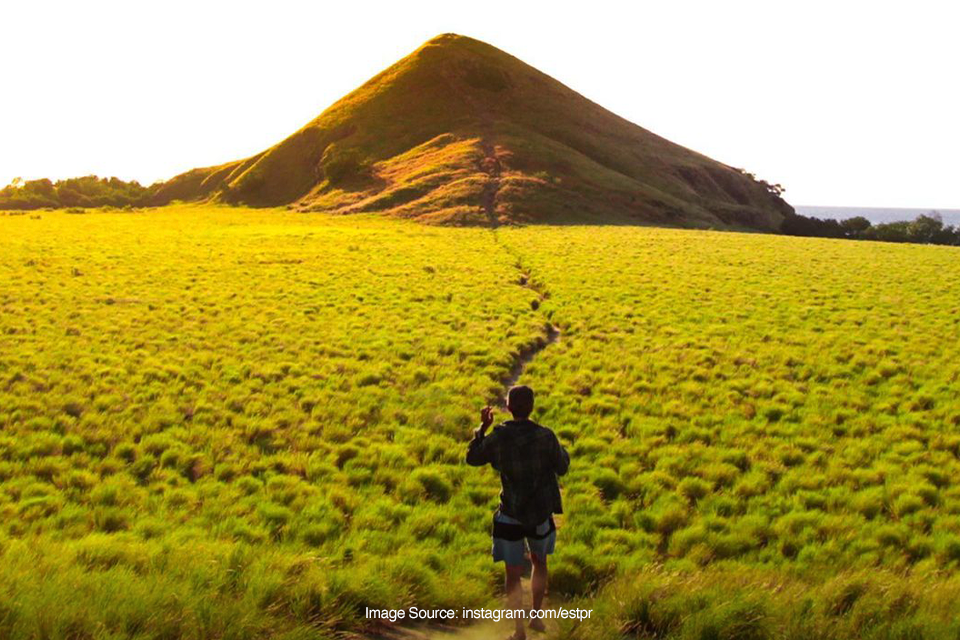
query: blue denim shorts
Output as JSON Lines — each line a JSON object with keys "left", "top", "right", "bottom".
{"left": 491, "top": 511, "right": 557, "bottom": 566}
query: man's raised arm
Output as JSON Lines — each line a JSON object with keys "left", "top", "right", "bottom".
{"left": 466, "top": 405, "right": 496, "bottom": 467}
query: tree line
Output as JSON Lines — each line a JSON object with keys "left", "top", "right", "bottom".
{"left": 4, "top": 175, "right": 959, "bottom": 248}
{"left": 0, "top": 176, "right": 153, "bottom": 210}
{"left": 781, "top": 210, "right": 960, "bottom": 246}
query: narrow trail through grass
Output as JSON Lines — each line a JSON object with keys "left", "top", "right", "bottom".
{"left": 384, "top": 235, "right": 567, "bottom": 640}
{"left": 491, "top": 232, "right": 562, "bottom": 401}
{"left": 500, "top": 268, "right": 560, "bottom": 396}
{"left": 365, "top": 234, "right": 567, "bottom": 640}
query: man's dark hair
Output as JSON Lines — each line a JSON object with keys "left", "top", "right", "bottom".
{"left": 507, "top": 385, "right": 535, "bottom": 419}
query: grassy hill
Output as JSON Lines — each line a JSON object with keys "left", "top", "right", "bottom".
{"left": 153, "top": 34, "right": 792, "bottom": 228}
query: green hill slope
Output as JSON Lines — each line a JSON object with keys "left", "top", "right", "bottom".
{"left": 154, "top": 34, "right": 792, "bottom": 228}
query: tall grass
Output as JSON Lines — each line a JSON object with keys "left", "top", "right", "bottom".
{"left": 2, "top": 207, "right": 960, "bottom": 636}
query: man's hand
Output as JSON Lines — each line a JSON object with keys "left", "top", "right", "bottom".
{"left": 479, "top": 405, "right": 495, "bottom": 433}
{"left": 466, "top": 406, "right": 496, "bottom": 466}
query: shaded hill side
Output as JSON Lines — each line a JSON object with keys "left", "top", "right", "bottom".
{"left": 151, "top": 34, "right": 793, "bottom": 228}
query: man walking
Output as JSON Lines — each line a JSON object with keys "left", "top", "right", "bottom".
{"left": 466, "top": 385, "right": 570, "bottom": 640}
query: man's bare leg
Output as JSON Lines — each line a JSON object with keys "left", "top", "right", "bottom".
{"left": 528, "top": 553, "right": 548, "bottom": 632}
{"left": 505, "top": 564, "right": 526, "bottom": 640}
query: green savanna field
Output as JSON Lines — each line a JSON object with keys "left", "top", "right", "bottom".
{"left": 3, "top": 205, "right": 960, "bottom": 639}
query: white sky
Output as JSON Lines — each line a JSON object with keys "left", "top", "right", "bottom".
{"left": 2, "top": 0, "right": 958, "bottom": 208}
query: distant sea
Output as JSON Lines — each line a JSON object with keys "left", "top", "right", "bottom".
{"left": 795, "top": 206, "right": 960, "bottom": 226}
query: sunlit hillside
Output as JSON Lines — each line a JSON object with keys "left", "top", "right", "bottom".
{"left": 151, "top": 35, "right": 792, "bottom": 229}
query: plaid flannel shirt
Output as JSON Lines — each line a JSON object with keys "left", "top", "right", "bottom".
{"left": 466, "top": 419, "right": 570, "bottom": 527}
